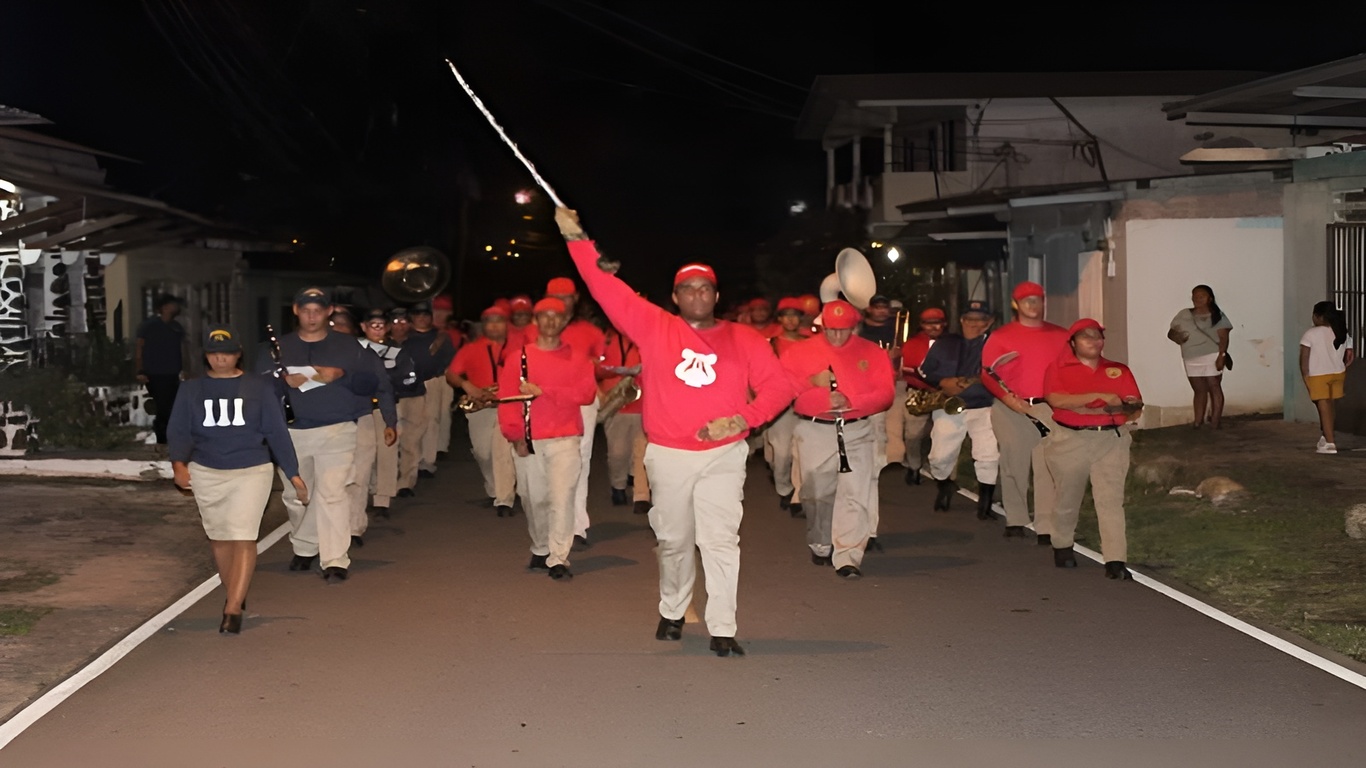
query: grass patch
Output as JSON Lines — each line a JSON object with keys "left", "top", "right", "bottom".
{"left": 0, "top": 606, "right": 53, "bottom": 636}
{"left": 0, "top": 569, "right": 59, "bottom": 593}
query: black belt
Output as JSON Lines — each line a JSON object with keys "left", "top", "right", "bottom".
{"left": 1057, "top": 422, "right": 1122, "bottom": 432}
{"left": 799, "top": 414, "right": 868, "bottom": 425}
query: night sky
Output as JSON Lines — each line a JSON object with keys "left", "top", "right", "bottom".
{"left": 1, "top": 2, "right": 1362, "bottom": 313}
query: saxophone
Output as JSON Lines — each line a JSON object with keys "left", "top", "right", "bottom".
{"left": 596, "top": 376, "right": 640, "bottom": 424}
{"left": 456, "top": 385, "right": 499, "bottom": 413}
{"left": 905, "top": 377, "right": 978, "bottom": 416}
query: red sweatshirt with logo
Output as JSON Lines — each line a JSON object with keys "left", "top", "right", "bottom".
{"left": 568, "top": 240, "right": 794, "bottom": 451}
{"left": 780, "top": 334, "right": 895, "bottom": 420}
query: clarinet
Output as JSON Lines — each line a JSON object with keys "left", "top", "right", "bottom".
{"left": 828, "top": 365, "right": 852, "bottom": 474}
{"left": 520, "top": 347, "right": 535, "bottom": 455}
{"left": 264, "top": 323, "right": 296, "bottom": 425}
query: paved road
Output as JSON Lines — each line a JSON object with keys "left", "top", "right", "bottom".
{"left": 5, "top": 435, "right": 1366, "bottom": 766}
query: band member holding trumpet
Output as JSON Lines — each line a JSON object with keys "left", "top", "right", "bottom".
{"left": 1040, "top": 319, "right": 1143, "bottom": 580}
{"left": 556, "top": 207, "right": 794, "bottom": 658}
{"left": 448, "top": 305, "right": 518, "bottom": 516}
{"left": 498, "top": 298, "right": 598, "bottom": 580}
{"left": 599, "top": 323, "right": 651, "bottom": 514}
{"left": 981, "top": 281, "right": 1070, "bottom": 542}
{"left": 919, "top": 299, "right": 1000, "bottom": 515}
{"left": 780, "top": 300, "right": 895, "bottom": 578}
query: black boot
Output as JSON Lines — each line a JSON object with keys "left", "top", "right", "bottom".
{"left": 1054, "top": 546, "right": 1077, "bottom": 568}
{"left": 1105, "top": 561, "right": 1133, "bottom": 580}
{"left": 976, "top": 483, "right": 996, "bottom": 520}
{"left": 933, "top": 479, "right": 956, "bottom": 512}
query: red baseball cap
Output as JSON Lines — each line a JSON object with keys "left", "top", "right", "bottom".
{"left": 534, "top": 297, "right": 567, "bottom": 315}
{"left": 821, "top": 300, "right": 859, "bottom": 330}
{"left": 748, "top": 297, "right": 772, "bottom": 309}
{"left": 432, "top": 295, "right": 453, "bottom": 311}
{"left": 776, "top": 297, "right": 804, "bottom": 314}
{"left": 545, "top": 277, "right": 577, "bottom": 296}
{"left": 674, "top": 263, "right": 717, "bottom": 287}
{"left": 798, "top": 294, "right": 822, "bottom": 316}
{"left": 509, "top": 295, "right": 533, "bottom": 312}
{"left": 1068, "top": 318, "right": 1105, "bottom": 337}
{"left": 919, "top": 307, "right": 946, "bottom": 321}
{"left": 1012, "top": 281, "right": 1045, "bottom": 301}
{"left": 481, "top": 305, "right": 508, "bottom": 319}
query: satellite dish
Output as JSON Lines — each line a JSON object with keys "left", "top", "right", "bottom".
{"left": 835, "top": 248, "right": 877, "bottom": 309}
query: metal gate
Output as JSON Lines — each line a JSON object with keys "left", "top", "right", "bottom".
{"left": 1328, "top": 223, "right": 1366, "bottom": 357}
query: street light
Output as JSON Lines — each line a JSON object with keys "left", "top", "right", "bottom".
{"left": 887, "top": 247, "right": 901, "bottom": 263}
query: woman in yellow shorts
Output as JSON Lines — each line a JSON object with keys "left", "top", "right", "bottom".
{"left": 1299, "top": 301, "right": 1355, "bottom": 454}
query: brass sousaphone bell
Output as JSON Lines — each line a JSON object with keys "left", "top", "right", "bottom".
{"left": 381, "top": 246, "right": 452, "bottom": 303}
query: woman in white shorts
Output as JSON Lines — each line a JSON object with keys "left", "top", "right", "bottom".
{"left": 168, "top": 324, "right": 307, "bottom": 634}
{"left": 1167, "top": 285, "right": 1232, "bottom": 429}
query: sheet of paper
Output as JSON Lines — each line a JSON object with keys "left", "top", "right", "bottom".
{"left": 285, "top": 365, "right": 326, "bottom": 392}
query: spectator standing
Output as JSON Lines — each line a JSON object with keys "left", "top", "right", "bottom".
{"left": 1167, "top": 285, "right": 1231, "bottom": 429}
{"left": 136, "top": 294, "right": 186, "bottom": 446}
{"left": 1300, "top": 301, "right": 1356, "bottom": 454}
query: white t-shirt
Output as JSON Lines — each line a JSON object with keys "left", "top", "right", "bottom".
{"left": 1299, "top": 325, "right": 1352, "bottom": 376}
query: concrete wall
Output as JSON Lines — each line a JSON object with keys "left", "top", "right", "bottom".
{"left": 1125, "top": 217, "right": 1285, "bottom": 425}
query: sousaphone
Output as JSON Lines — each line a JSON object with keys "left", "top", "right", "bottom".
{"left": 381, "top": 246, "right": 451, "bottom": 303}
{"left": 834, "top": 247, "right": 877, "bottom": 309}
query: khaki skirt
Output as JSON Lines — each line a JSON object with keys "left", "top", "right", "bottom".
{"left": 188, "top": 462, "right": 274, "bottom": 541}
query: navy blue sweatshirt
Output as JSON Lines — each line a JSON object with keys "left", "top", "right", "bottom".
{"left": 359, "top": 337, "right": 419, "bottom": 405}
{"left": 167, "top": 373, "right": 300, "bottom": 477}
{"left": 255, "top": 330, "right": 396, "bottom": 429}
{"left": 919, "top": 332, "right": 993, "bottom": 410}
{"left": 407, "top": 328, "right": 457, "bottom": 381}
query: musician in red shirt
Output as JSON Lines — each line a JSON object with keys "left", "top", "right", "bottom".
{"left": 747, "top": 297, "right": 781, "bottom": 338}
{"left": 765, "top": 297, "right": 809, "bottom": 517}
{"left": 780, "top": 300, "right": 895, "bottom": 578}
{"left": 556, "top": 207, "right": 795, "bottom": 657}
{"left": 887, "top": 307, "right": 947, "bottom": 486}
{"left": 982, "top": 281, "right": 1072, "bottom": 541}
{"left": 497, "top": 298, "right": 598, "bottom": 580}
{"left": 448, "top": 305, "right": 517, "bottom": 516}
{"left": 1040, "top": 318, "right": 1143, "bottom": 580}
{"left": 599, "top": 324, "right": 650, "bottom": 515}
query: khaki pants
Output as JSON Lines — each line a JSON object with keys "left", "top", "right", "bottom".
{"left": 466, "top": 407, "right": 516, "bottom": 506}
{"left": 928, "top": 407, "right": 999, "bottom": 484}
{"left": 397, "top": 396, "right": 427, "bottom": 490}
{"left": 1042, "top": 427, "right": 1131, "bottom": 562}
{"left": 644, "top": 441, "right": 747, "bottom": 637}
{"left": 514, "top": 436, "right": 581, "bottom": 567}
{"left": 631, "top": 431, "right": 651, "bottom": 503}
{"left": 419, "top": 376, "right": 451, "bottom": 472}
{"left": 279, "top": 421, "right": 357, "bottom": 569}
{"left": 349, "top": 412, "right": 397, "bottom": 535}
{"left": 604, "top": 411, "right": 643, "bottom": 491}
{"left": 990, "top": 400, "right": 1059, "bottom": 533}
{"left": 795, "top": 417, "right": 876, "bottom": 569}
{"left": 573, "top": 401, "right": 599, "bottom": 537}
{"left": 890, "top": 383, "right": 932, "bottom": 472}
{"left": 764, "top": 407, "right": 803, "bottom": 502}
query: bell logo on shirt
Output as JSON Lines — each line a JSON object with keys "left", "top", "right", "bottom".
{"left": 202, "top": 398, "right": 246, "bottom": 428}
{"left": 858, "top": 359, "right": 869, "bottom": 371}
{"left": 1105, "top": 367, "right": 1122, "bottom": 379}
{"left": 675, "top": 348, "right": 717, "bottom": 388}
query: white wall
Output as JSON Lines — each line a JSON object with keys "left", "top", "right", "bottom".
{"left": 1126, "top": 218, "right": 1284, "bottom": 424}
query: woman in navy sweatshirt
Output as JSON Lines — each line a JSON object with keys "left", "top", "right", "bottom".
{"left": 168, "top": 325, "right": 306, "bottom": 635}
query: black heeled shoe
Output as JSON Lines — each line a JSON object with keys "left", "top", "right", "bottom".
{"left": 220, "top": 613, "right": 242, "bottom": 634}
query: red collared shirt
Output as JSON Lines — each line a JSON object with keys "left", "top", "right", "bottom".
{"left": 1043, "top": 351, "right": 1142, "bottom": 428}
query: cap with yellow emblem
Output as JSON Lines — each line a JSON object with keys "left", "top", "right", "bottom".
{"left": 203, "top": 324, "right": 242, "bottom": 353}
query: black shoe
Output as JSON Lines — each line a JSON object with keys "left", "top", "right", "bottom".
{"left": 1036, "top": 533, "right": 1052, "bottom": 547}
{"left": 418, "top": 469, "right": 435, "bottom": 479}
{"left": 811, "top": 551, "right": 832, "bottom": 566}
{"left": 288, "top": 554, "right": 316, "bottom": 572}
{"left": 976, "top": 483, "right": 996, "bottom": 520}
{"left": 655, "top": 615, "right": 684, "bottom": 641}
{"left": 778, "top": 492, "right": 793, "bottom": 510}
{"left": 548, "top": 564, "right": 573, "bottom": 580}
{"left": 323, "top": 566, "right": 348, "bottom": 582}
{"left": 933, "top": 479, "right": 956, "bottom": 511}
{"left": 864, "top": 537, "right": 883, "bottom": 553}
{"left": 1105, "top": 561, "right": 1133, "bottom": 580}
{"left": 495, "top": 505, "right": 513, "bottom": 517}
{"left": 1054, "top": 546, "right": 1077, "bottom": 568}
{"left": 709, "top": 636, "right": 745, "bottom": 657}
{"left": 627, "top": 474, "right": 635, "bottom": 488}
{"left": 836, "top": 565, "right": 861, "bottom": 579}
{"left": 905, "top": 467, "right": 922, "bottom": 485}
{"left": 397, "top": 488, "right": 415, "bottom": 498}
{"left": 1004, "top": 525, "right": 1027, "bottom": 538}
{"left": 573, "top": 534, "right": 590, "bottom": 549}
{"left": 611, "top": 488, "right": 628, "bottom": 506}
{"left": 789, "top": 502, "right": 805, "bottom": 518}
{"left": 528, "top": 554, "right": 550, "bottom": 571}
{"left": 219, "top": 613, "right": 242, "bottom": 635}
{"left": 373, "top": 505, "right": 390, "bottom": 519}
{"left": 633, "top": 500, "right": 652, "bottom": 515}
{"left": 351, "top": 535, "right": 364, "bottom": 548}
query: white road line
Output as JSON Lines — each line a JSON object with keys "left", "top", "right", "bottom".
{"left": 950, "top": 482, "right": 1366, "bottom": 691}
{"left": 0, "top": 522, "right": 291, "bottom": 750}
